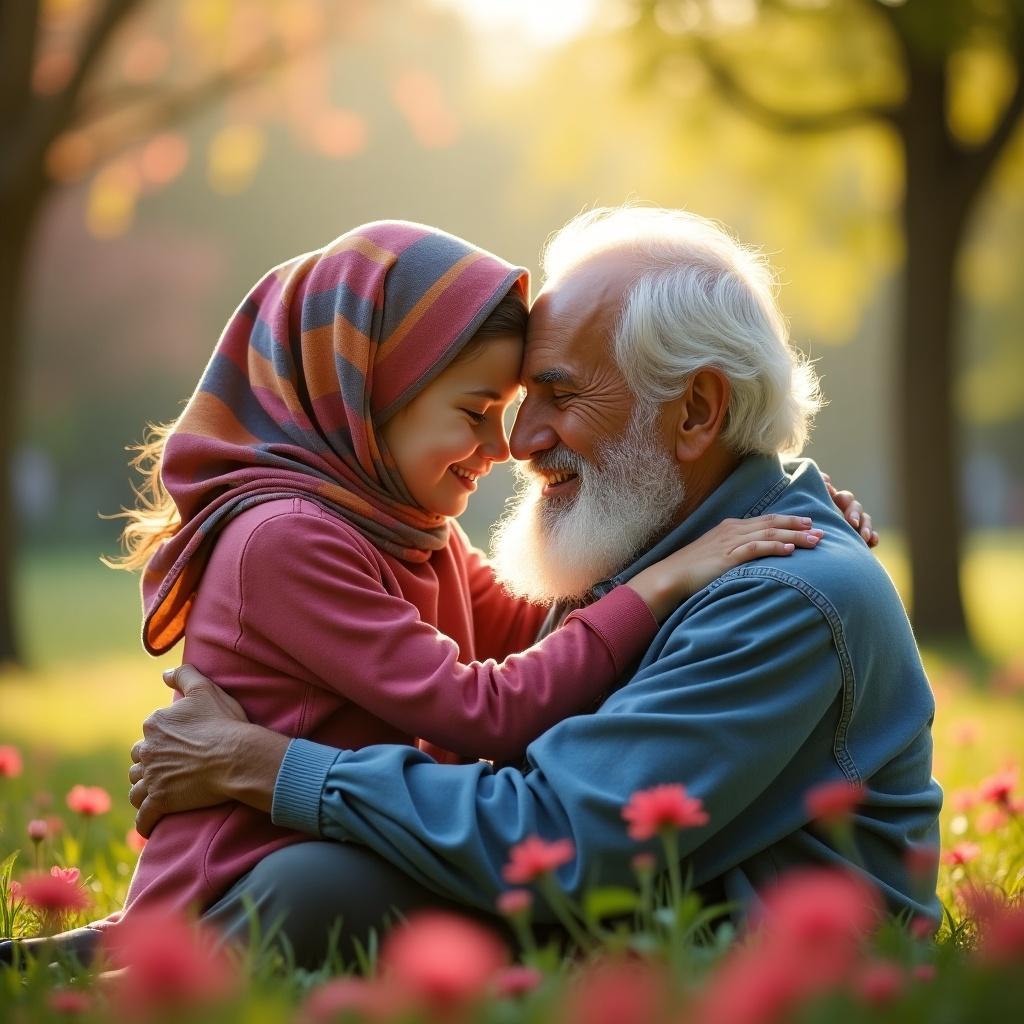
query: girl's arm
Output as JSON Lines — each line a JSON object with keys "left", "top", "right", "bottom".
{"left": 237, "top": 508, "right": 820, "bottom": 762}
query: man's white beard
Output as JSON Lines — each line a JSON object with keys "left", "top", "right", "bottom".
{"left": 490, "top": 406, "right": 685, "bottom": 604}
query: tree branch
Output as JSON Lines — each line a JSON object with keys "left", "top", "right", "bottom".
{"left": 695, "top": 36, "right": 899, "bottom": 135}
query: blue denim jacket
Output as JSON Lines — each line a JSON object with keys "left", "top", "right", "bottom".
{"left": 273, "top": 455, "right": 943, "bottom": 922}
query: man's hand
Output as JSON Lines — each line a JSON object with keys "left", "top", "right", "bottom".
{"left": 822, "top": 473, "right": 879, "bottom": 547}
{"left": 128, "top": 665, "right": 287, "bottom": 837}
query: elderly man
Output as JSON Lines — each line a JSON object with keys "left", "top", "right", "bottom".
{"left": 127, "top": 207, "right": 940, "bottom": 963}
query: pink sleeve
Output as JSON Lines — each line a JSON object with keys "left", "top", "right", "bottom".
{"left": 450, "top": 522, "right": 550, "bottom": 660}
{"left": 238, "top": 511, "right": 658, "bottom": 762}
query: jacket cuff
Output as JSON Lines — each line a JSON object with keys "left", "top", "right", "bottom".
{"left": 566, "top": 584, "right": 659, "bottom": 677}
{"left": 271, "top": 738, "right": 341, "bottom": 836}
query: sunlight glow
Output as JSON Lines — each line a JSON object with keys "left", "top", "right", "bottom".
{"left": 433, "top": 0, "right": 599, "bottom": 48}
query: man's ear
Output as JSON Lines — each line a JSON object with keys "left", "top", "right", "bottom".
{"left": 674, "top": 367, "right": 731, "bottom": 463}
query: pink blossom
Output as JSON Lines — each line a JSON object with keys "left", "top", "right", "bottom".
{"left": 976, "top": 808, "right": 1009, "bottom": 834}
{"left": 20, "top": 872, "right": 91, "bottom": 915}
{"left": 496, "top": 889, "right": 533, "bottom": 916}
{"left": 904, "top": 844, "right": 939, "bottom": 880}
{"left": 0, "top": 745, "right": 23, "bottom": 778}
{"left": 910, "top": 915, "right": 938, "bottom": 940}
{"left": 300, "top": 978, "right": 394, "bottom": 1023}
{"left": 66, "top": 784, "right": 111, "bottom": 816}
{"left": 978, "top": 766, "right": 1018, "bottom": 808}
{"left": 102, "top": 908, "right": 238, "bottom": 1016}
{"left": 974, "top": 898, "right": 1024, "bottom": 967}
{"left": 8, "top": 879, "right": 23, "bottom": 902}
{"left": 126, "top": 828, "right": 148, "bottom": 853}
{"left": 494, "top": 965, "right": 543, "bottom": 997}
{"left": 562, "top": 958, "right": 669, "bottom": 1024}
{"left": 502, "top": 836, "right": 576, "bottom": 884}
{"left": 942, "top": 842, "right": 981, "bottom": 866}
{"left": 27, "top": 819, "right": 48, "bottom": 842}
{"left": 47, "top": 989, "right": 92, "bottom": 1015}
{"left": 852, "top": 959, "right": 904, "bottom": 1006}
{"left": 912, "top": 963, "right": 937, "bottom": 982}
{"left": 804, "top": 781, "right": 866, "bottom": 825}
{"left": 381, "top": 912, "right": 508, "bottom": 1011}
{"left": 50, "top": 866, "right": 80, "bottom": 884}
{"left": 622, "top": 783, "right": 709, "bottom": 841}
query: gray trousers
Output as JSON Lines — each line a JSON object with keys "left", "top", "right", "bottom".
{"left": 202, "top": 841, "right": 510, "bottom": 969}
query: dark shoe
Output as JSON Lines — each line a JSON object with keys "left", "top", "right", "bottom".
{"left": 0, "top": 927, "right": 101, "bottom": 968}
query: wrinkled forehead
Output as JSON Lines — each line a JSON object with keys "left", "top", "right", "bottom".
{"left": 524, "top": 250, "right": 641, "bottom": 379}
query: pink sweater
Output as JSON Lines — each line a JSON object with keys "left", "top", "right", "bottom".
{"left": 111, "top": 498, "right": 658, "bottom": 922}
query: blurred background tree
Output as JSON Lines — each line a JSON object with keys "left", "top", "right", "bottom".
{"left": 0, "top": 0, "right": 364, "bottom": 663}
{"left": 628, "top": 0, "right": 1024, "bottom": 648}
{"left": 2, "top": 0, "right": 1022, "bottom": 669}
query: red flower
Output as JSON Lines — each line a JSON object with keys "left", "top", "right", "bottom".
{"left": 494, "top": 965, "right": 543, "bottom": 998}
{"left": 904, "top": 843, "right": 939, "bottom": 880}
{"left": 910, "top": 915, "right": 938, "bottom": 940}
{"left": 804, "top": 781, "right": 866, "bottom": 824}
{"left": 496, "top": 889, "right": 533, "bottom": 916}
{"left": 852, "top": 959, "right": 904, "bottom": 1006}
{"left": 126, "top": 828, "right": 148, "bottom": 853}
{"left": 978, "top": 766, "right": 1018, "bottom": 808}
{"left": 976, "top": 808, "right": 1009, "bottom": 834}
{"left": 50, "top": 866, "right": 80, "bottom": 884}
{"left": 301, "top": 978, "right": 394, "bottom": 1023}
{"left": 942, "top": 841, "right": 981, "bottom": 866}
{"left": 381, "top": 912, "right": 508, "bottom": 1011}
{"left": 0, "top": 745, "right": 22, "bottom": 778}
{"left": 912, "top": 963, "right": 937, "bottom": 982}
{"left": 7, "top": 879, "right": 23, "bottom": 903}
{"left": 622, "top": 783, "right": 709, "bottom": 841}
{"left": 27, "top": 819, "right": 48, "bottom": 842}
{"left": 66, "top": 784, "right": 111, "bottom": 816}
{"left": 974, "top": 898, "right": 1024, "bottom": 967}
{"left": 694, "top": 945, "right": 804, "bottom": 1024}
{"left": 20, "top": 872, "right": 91, "bottom": 915}
{"left": 102, "top": 908, "right": 238, "bottom": 1017}
{"left": 502, "top": 836, "right": 576, "bottom": 884}
{"left": 562, "top": 959, "right": 669, "bottom": 1024}
{"left": 47, "top": 989, "right": 92, "bottom": 1015}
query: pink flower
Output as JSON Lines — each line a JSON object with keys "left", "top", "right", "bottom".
{"left": 301, "top": 978, "right": 394, "bottom": 1023}
{"left": 852, "top": 959, "right": 904, "bottom": 1006}
{"left": 381, "top": 912, "right": 508, "bottom": 1011}
{"left": 126, "top": 828, "right": 148, "bottom": 853}
{"left": 976, "top": 808, "right": 1009, "bottom": 834}
{"left": 942, "top": 842, "right": 981, "bottom": 866}
{"left": 622, "top": 783, "right": 709, "bottom": 841}
{"left": 910, "top": 915, "right": 938, "bottom": 940}
{"left": 805, "top": 781, "right": 866, "bottom": 825}
{"left": 904, "top": 844, "right": 939, "bottom": 880}
{"left": 978, "top": 766, "right": 1018, "bottom": 808}
{"left": 27, "top": 819, "right": 48, "bottom": 842}
{"left": 502, "top": 836, "right": 576, "bottom": 884}
{"left": 950, "top": 787, "right": 977, "bottom": 812}
{"left": 20, "top": 872, "right": 91, "bottom": 915}
{"left": 631, "top": 852, "right": 657, "bottom": 874}
{"left": 496, "top": 889, "right": 533, "bottom": 916}
{"left": 50, "top": 866, "right": 80, "bottom": 884}
{"left": 8, "top": 879, "right": 23, "bottom": 902}
{"left": 912, "top": 963, "right": 937, "bottom": 982}
{"left": 0, "top": 745, "right": 22, "bottom": 778}
{"left": 562, "top": 959, "right": 669, "bottom": 1024}
{"left": 494, "top": 965, "right": 543, "bottom": 997}
{"left": 47, "top": 989, "right": 92, "bottom": 1014}
{"left": 66, "top": 784, "right": 111, "bottom": 816}
{"left": 974, "top": 898, "right": 1024, "bottom": 967}
{"left": 102, "top": 908, "right": 238, "bottom": 1017}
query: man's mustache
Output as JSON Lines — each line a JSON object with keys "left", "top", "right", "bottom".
{"left": 519, "top": 447, "right": 591, "bottom": 481}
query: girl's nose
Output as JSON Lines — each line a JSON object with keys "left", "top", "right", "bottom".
{"left": 480, "top": 423, "right": 511, "bottom": 464}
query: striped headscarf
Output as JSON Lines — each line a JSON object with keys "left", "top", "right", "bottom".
{"left": 142, "top": 220, "right": 529, "bottom": 655}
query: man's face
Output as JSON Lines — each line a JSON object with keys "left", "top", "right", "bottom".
{"left": 508, "top": 255, "right": 637, "bottom": 483}
{"left": 492, "top": 255, "right": 686, "bottom": 603}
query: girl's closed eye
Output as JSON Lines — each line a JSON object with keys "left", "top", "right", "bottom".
{"left": 462, "top": 408, "right": 487, "bottom": 424}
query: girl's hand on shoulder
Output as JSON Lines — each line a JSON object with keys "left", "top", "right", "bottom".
{"left": 627, "top": 515, "right": 822, "bottom": 621}
{"left": 822, "top": 472, "right": 879, "bottom": 547}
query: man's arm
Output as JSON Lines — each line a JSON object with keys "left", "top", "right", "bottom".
{"left": 268, "top": 575, "right": 845, "bottom": 911}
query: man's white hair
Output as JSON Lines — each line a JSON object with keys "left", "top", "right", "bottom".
{"left": 542, "top": 206, "right": 823, "bottom": 457}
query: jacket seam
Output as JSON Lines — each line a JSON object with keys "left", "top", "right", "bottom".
{"left": 707, "top": 565, "right": 861, "bottom": 784}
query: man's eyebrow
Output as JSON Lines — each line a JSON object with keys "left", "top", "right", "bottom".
{"left": 530, "top": 367, "right": 576, "bottom": 387}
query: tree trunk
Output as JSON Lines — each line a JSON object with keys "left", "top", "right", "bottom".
{"left": 0, "top": 189, "right": 46, "bottom": 666}
{"left": 897, "top": 58, "right": 971, "bottom": 645}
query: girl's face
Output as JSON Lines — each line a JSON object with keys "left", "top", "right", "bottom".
{"left": 382, "top": 334, "right": 524, "bottom": 518}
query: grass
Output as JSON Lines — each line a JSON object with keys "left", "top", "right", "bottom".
{"left": 1, "top": 539, "right": 1023, "bottom": 1021}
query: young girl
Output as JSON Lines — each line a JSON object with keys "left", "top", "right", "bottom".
{"left": 85, "top": 221, "right": 820, "bottom": 950}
